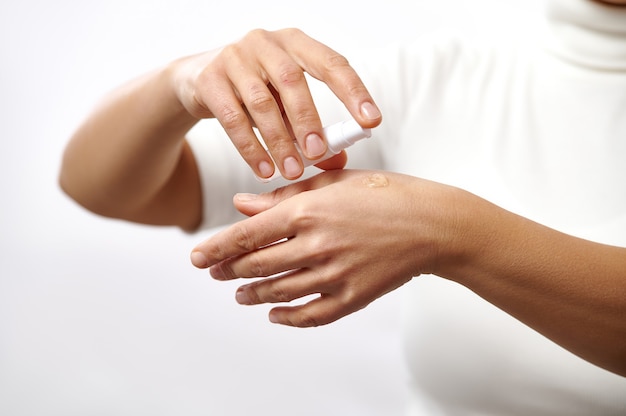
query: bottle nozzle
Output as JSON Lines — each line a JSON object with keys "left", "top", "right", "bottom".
{"left": 324, "top": 119, "right": 371, "bottom": 153}
{"left": 258, "top": 118, "right": 372, "bottom": 182}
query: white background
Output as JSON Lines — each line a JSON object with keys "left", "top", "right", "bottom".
{"left": 0, "top": 1, "right": 538, "bottom": 415}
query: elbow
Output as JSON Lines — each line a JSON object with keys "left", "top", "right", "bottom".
{"left": 58, "top": 150, "right": 79, "bottom": 204}
{"left": 58, "top": 164, "right": 123, "bottom": 220}
{"left": 58, "top": 166, "right": 86, "bottom": 210}
{"left": 57, "top": 147, "right": 105, "bottom": 216}
{"left": 58, "top": 160, "right": 76, "bottom": 203}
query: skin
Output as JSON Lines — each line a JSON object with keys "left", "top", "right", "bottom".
{"left": 594, "top": 0, "right": 626, "bottom": 5}
{"left": 189, "top": 170, "right": 626, "bottom": 376}
{"left": 60, "top": 28, "right": 378, "bottom": 230}
{"left": 60, "top": 24, "right": 626, "bottom": 377}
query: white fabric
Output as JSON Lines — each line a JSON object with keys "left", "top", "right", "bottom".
{"left": 187, "top": 0, "right": 626, "bottom": 413}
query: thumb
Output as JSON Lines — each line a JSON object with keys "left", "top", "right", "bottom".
{"left": 313, "top": 150, "right": 347, "bottom": 171}
{"left": 233, "top": 166, "right": 348, "bottom": 217}
{"left": 232, "top": 180, "right": 313, "bottom": 216}
{"left": 232, "top": 193, "right": 267, "bottom": 217}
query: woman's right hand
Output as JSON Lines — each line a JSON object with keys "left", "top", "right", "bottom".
{"left": 171, "top": 28, "right": 382, "bottom": 180}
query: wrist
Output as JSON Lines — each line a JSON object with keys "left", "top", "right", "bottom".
{"left": 159, "top": 57, "right": 200, "bottom": 122}
{"left": 168, "top": 50, "right": 220, "bottom": 121}
{"left": 427, "top": 187, "right": 498, "bottom": 282}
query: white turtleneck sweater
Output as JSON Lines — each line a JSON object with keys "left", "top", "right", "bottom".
{"left": 188, "top": 0, "right": 626, "bottom": 414}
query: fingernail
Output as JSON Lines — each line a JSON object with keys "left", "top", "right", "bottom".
{"left": 190, "top": 251, "right": 207, "bottom": 268}
{"left": 283, "top": 156, "right": 302, "bottom": 178}
{"left": 269, "top": 310, "right": 280, "bottom": 324}
{"left": 360, "top": 101, "right": 381, "bottom": 121}
{"left": 235, "top": 193, "right": 258, "bottom": 202}
{"left": 305, "top": 133, "right": 325, "bottom": 158}
{"left": 258, "top": 160, "right": 274, "bottom": 178}
{"left": 236, "top": 288, "right": 251, "bottom": 305}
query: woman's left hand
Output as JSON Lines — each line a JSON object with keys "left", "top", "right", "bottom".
{"left": 190, "top": 169, "right": 463, "bottom": 327}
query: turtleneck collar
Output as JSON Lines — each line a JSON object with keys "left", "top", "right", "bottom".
{"left": 543, "top": 0, "right": 626, "bottom": 70}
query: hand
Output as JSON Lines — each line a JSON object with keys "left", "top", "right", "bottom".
{"left": 190, "top": 170, "right": 463, "bottom": 327}
{"left": 172, "top": 28, "right": 382, "bottom": 180}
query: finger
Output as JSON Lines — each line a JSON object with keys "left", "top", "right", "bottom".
{"left": 280, "top": 29, "right": 383, "bottom": 129}
{"left": 199, "top": 69, "right": 276, "bottom": 179}
{"left": 232, "top": 169, "right": 349, "bottom": 217}
{"left": 209, "top": 237, "right": 298, "bottom": 280}
{"left": 230, "top": 78, "right": 304, "bottom": 180}
{"left": 190, "top": 205, "right": 293, "bottom": 268}
{"left": 209, "top": 226, "right": 330, "bottom": 280}
{"left": 229, "top": 30, "right": 320, "bottom": 179}
{"left": 257, "top": 37, "right": 327, "bottom": 161}
{"left": 232, "top": 180, "right": 313, "bottom": 216}
{"left": 234, "top": 268, "right": 333, "bottom": 305}
{"left": 268, "top": 295, "right": 358, "bottom": 328}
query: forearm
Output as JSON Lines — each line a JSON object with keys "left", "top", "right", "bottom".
{"left": 59, "top": 62, "right": 201, "bottom": 229}
{"left": 188, "top": 169, "right": 625, "bottom": 373}
{"left": 60, "top": 29, "right": 382, "bottom": 231}
{"left": 443, "top": 192, "right": 626, "bottom": 376}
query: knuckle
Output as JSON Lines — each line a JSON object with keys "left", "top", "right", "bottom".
{"left": 232, "top": 223, "right": 256, "bottom": 253}
{"left": 220, "top": 43, "right": 243, "bottom": 61}
{"left": 346, "top": 81, "right": 368, "bottom": 99}
{"left": 339, "top": 286, "right": 359, "bottom": 307}
{"left": 307, "top": 232, "right": 328, "bottom": 252}
{"left": 243, "top": 285, "right": 262, "bottom": 304}
{"left": 244, "top": 281, "right": 291, "bottom": 304}
{"left": 321, "top": 54, "right": 369, "bottom": 99}
{"left": 246, "top": 252, "right": 266, "bottom": 277}
{"left": 217, "top": 261, "right": 236, "bottom": 280}
{"left": 276, "top": 63, "right": 305, "bottom": 87}
{"left": 305, "top": 236, "right": 332, "bottom": 263}
{"left": 204, "top": 243, "right": 226, "bottom": 264}
{"left": 269, "top": 184, "right": 289, "bottom": 202}
{"left": 219, "top": 105, "right": 248, "bottom": 131}
{"left": 271, "top": 28, "right": 304, "bottom": 46}
{"left": 267, "top": 139, "right": 293, "bottom": 157}
{"left": 246, "top": 84, "right": 276, "bottom": 113}
{"left": 279, "top": 27, "right": 303, "bottom": 38}
{"left": 268, "top": 285, "right": 291, "bottom": 303}
{"left": 324, "top": 52, "right": 351, "bottom": 72}
{"left": 245, "top": 28, "right": 269, "bottom": 42}
{"left": 234, "top": 139, "right": 260, "bottom": 161}
{"left": 290, "top": 108, "right": 319, "bottom": 131}
{"left": 268, "top": 184, "right": 298, "bottom": 206}
{"left": 289, "top": 202, "right": 317, "bottom": 229}
{"left": 338, "top": 286, "right": 368, "bottom": 315}
{"left": 291, "top": 309, "right": 321, "bottom": 328}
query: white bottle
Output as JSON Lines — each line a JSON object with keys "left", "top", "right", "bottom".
{"left": 259, "top": 119, "right": 372, "bottom": 182}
